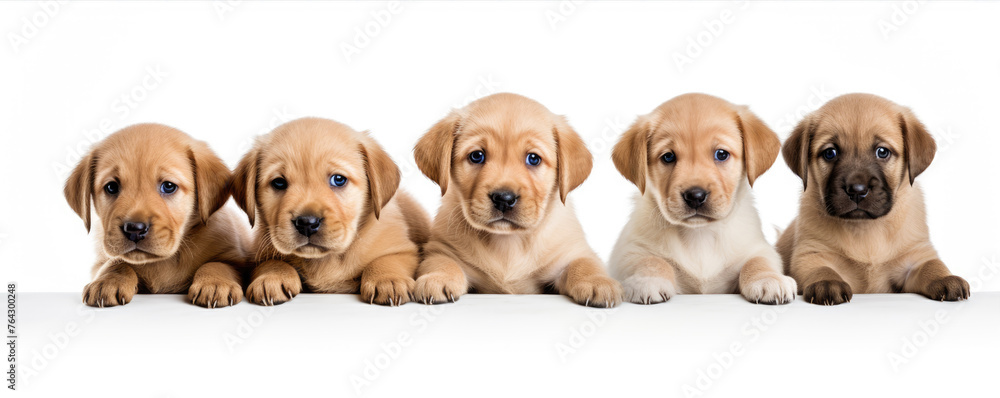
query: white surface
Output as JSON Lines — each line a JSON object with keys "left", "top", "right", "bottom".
{"left": 15, "top": 293, "right": 999, "bottom": 397}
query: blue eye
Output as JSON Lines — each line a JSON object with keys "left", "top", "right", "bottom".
{"left": 104, "top": 181, "right": 120, "bottom": 195}
{"left": 469, "top": 150, "right": 485, "bottom": 164}
{"left": 271, "top": 178, "right": 288, "bottom": 190}
{"left": 330, "top": 174, "right": 347, "bottom": 187}
{"left": 714, "top": 149, "right": 730, "bottom": 162}
{"left": 822, "top": 148, "right": 838, "bottom": 161}
{"left": 875, "top": 147, "right": 890, "bottom": 159}
{"left": 159, "top": 181, "right": 177, "bottom": 194}
{"left": 526, "top": 153, "right": 541, "bottom": 166}
{"left": 661, "top": 152, "right": 676, "bottom": 163}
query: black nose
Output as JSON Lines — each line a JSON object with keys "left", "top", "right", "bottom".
{"left": 293, "top": 216, "right": 322, "bottom": 237}
{"left": 490, "top": 191, "right": 519, "bottom": 213}
{"left": 844, "top": 183, "right": 869, "bottom": 203}
{"left": 121, "top": 222, "right": 148, "bottom": 243}
{"left": 682, "top": 188, "right": 709, "bottom": 209}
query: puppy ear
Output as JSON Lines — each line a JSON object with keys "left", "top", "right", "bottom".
{"left": 554, "top": 116, "right": 592, "bottom": 203}
{"left": 612, "top": 115, "right": 651, "bottom": 194}
{"left": 361, "top": 133, "right": 401, "bottom": 219}
{"left": 898, "top": 108, "right": 936, "bottom": 185}
{"left": 232, "top": 146, "right": 259, "bottom": 226}
{"left": 736, "top": 106, "right": 780, "bottom": 187}
{"left": 64, "top": 151, "right": 96, "bottom": 232}
{"left": 188, "top": 142, "right": 232, "bottom": 225}
{"left": 414, "top": 111, "right": 460, "bottom": 195}
{"left": 783, "top": 115, "right": 814, "bottom": 189}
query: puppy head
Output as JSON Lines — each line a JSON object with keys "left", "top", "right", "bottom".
{"left": 782, "top": 93, "right": 936, "bottom": 220}
{"left": 64, "top": 124, "right": 230, "bottom": 264}
{"left": 612, "top": 93, "right": 779, "bottom": 227}
{"left": 414, "top": 93, "right": 591, "bottom": 234}
{"left": 233, "top": 117, "right": 400, "bottom": 258}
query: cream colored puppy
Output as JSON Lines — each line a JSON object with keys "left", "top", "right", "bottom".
{"left": 609, "top": 93, "right": 796, "bottom": 304}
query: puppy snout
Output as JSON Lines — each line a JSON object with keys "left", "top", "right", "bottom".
{"left": 293, "top": 215, "right": 323, "bottom": 237}
{"left": 682, "top": 188, "right": 709, "bottom": 209}
{"left": 121, "top": 221, "right": 149, "bottom": 243}
{"left": 489, "top": 191, "right": 519, "bottom": 213}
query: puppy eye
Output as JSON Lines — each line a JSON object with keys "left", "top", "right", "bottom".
{"left": 526, "top": 153, "right": 541, "bottom": 166}
{"left": 875, "top": 147, "right": 891, "bottom": 159}
{"left": 330, "top": 174, "right": 348, "bottom": 187}
{"left": 159, "top": 181, "right": 178, "bottom": 194}
{"left": 469, "top": 150, "right": 485, "bottom": 164}
{"left": 104, "top": 181, "right": 120, "bottom": 195}
{"left": 270, "top": 178, "right": 288, "bottom": 190}
{"left": 714, "top": 149, "right": 730, "bottom": 162}
{"left": 661, "top": 152, "right": 676, "bottom": 164}
{"left": 822, "top": 148, "right": 838, "bottom": 161}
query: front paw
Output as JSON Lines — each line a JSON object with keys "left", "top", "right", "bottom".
{"left": 925, "top": 275, "right": 970, "bottom": 301}
{"left": 361, "top": 275, "right": 415, "bottom": 306}
{"left": 803, "top": 280, "right": 852, "bottom": 305}
{"left": 83, "top": 277, "right": 138, "bottom": 308}
{"left": 188, "top": 278, "right": 243, "bottom": 308}
{"left": 246, "top": 272, "right": 302, "bottom": 306}
{"left": 742, "top": 273, "right": 797, "bottom": 305}
{"left": 414, "top": 272, "right": 467, "bottom": 304}
{"left": 621, "top": 275, "right": 675, "bottom": 304}
{"left": 566, "top": 275, "right": 623, "bottom": 308}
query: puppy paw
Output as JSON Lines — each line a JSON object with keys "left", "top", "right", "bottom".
{"left": 621, "top": 275, "right": 676, "bottom": 304}
{"left": 361, "top": 275, "right": 415, "bottom": 306}
{"left": 925, "top": 275, "right": 970, "bottom": 301}
{"left": 246, "top": 272, "right": 301, "bottom": 306}
{"left": 414, "top": 272, "right": 467, "bottom": 304}
{"left": 566, "top": 275, "right": 623, "bottom": 308}
{"left": 188, "top": 278, "right": 243, "bottom": 308}
{"left": 83, "top": 277, "right": 138, "bottom": 308}
{"left": 742, "top": 273, "right": 796, "bottom": 305}
{"left": 803, "top": 280, "right": 852, "bottom": 305}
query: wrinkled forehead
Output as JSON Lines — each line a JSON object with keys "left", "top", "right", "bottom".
{"left": 95, "top": 135, "right": 192, "bottom": 182}
{"left": 259, "top": 128, "right": 365, "bottom": 177}
{"left": 649, "top": 107, "right": 742, "bottom": 151}
{"left": 813, "top": 106, "right": 904, "bottom": 149}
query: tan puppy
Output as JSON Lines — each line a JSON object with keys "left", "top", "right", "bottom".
{"left": 777, "top": 93, "right": 969, "bottom": 305}
{"left": 233, "top": 117, "right": 429, "bottom": 306}
{"left": 65, "top": 123, "right": 248, "bottom": 308}
{"left": 609, "top": 94, "right": 795, "bottom": 304}
{"left": 412, "top": 93, "right": 622, "bottom": 307}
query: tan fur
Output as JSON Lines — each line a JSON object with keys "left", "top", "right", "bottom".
{"left": 64, "top": 123, "right": 248, "bottom": 308}
{"left": 233, "top": 117, "right": 430, "bottom": 306}
{"left": 777, "top": 93, "right": 969, "bottom": 305}
{"left": 609, "top": 94, "right": 795, "bottom": 304}
{"left": 412, "top": 93, "right": 622, "bottom": 307}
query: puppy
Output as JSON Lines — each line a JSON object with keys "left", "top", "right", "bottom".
{"left": 609, "top": 93, "right": 796, "bottom": 304}
{"left": 232, "top": 117, "right": 430, "bottom": 306}
{"left": 412, "top": 93, "right": 622, "bottom": 307}
{"left": 777, "top": 93, "right": 970, "bottom": 305}
{"left": 65, "top": 123, "right": 248, "bottom": 308}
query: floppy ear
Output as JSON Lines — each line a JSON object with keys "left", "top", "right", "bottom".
{"left": 231, "top": 146, "right": 259, "bottom": 226}
{"left": 612, "top": 115, "right": 652, "bottom": 194}
{"left": 783, "top": 115, "right": 815, "bottom": 189}
{"left": 414, "top": 111, "right": 460, "bottom": 195}
{"left": 188, "top": 142, "right": 232, "bottom": 225}
{"left": 64, "top": 152, "right": 96, "bottom": 232}
{"left": 736, "top": 106, "right": 781, "bottom": 187}
{"left": 898, "top": 108, "right": 936, "bottom": 185}
{"left": 360, "top": 133, "right": 401, "bottom": 219}
{"left": 553, "top": 116, "right": 592, "bottom": 203}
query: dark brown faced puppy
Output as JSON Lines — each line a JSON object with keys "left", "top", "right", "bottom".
{"left": 777, "top": 93, "right": 969, "bottom": 305}
{"left": 65, "top": 123, "right": 249, "bottom": 308}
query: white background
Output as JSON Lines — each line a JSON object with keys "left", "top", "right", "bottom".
{"left": 2, "top": 1, "right": 1000, "bottom": 396}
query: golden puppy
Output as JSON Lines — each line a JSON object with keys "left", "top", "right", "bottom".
{"left": 609, "top": 93, "right": 795, "bottom": 304}
{"left": 233, "top": 117, "right": 429, "bottom": 306}
{"left": 777, "top": 93, "right": 969, "bottom": 305}
{"left": 65, "top": 123, "right": 248, "bottom": 308}
{"left": 412, "top": 93, "right": 622, "bottom": 307}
